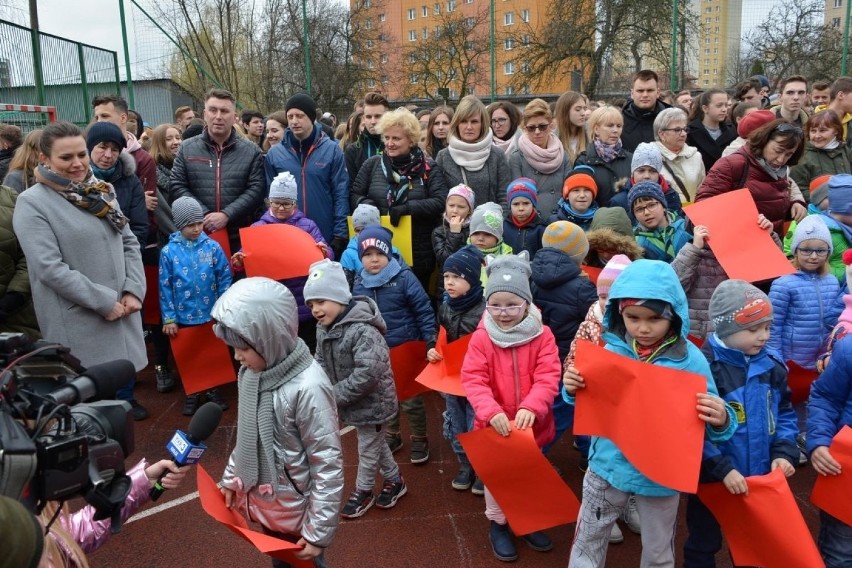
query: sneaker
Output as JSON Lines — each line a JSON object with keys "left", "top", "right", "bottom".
{"left": 206, "top": 388, "right": 229, "bottom": 411}
{"left": 489, "top": 521, "right": 517, "bottom": 562}
{"left": 386, "top": 433, "right": 403, "bottom": 454}
{"left": 410, "top": 436, "right": 429, "bottom": 464}
{"left": 518, "top": 530, "right": 553, "bottom": 552}
{"left": 129, "top": 399, "right": 148, "bottom": 421}
{"left": 797, "top": 432, "right": 809, "bottom": 465}
{"left": 622, "top": 495, "right": 641, "bottom": 534}
{"left": 183, "top": 394, "right": 200, "bottom": 416}
{"left": 340, "top": 489, "right": 374, "bottom": 519}
{"left": 471, "top": 477, "right": 485, "bottom": 496}
{"left": 609, "top": 522, "right": 624, "bottom": 544}
{"left": 375, "top": 477, "right": 407, "bottom": 509}
{"left": 452, "top": 463, "right": 475, "bottom": 491}
{"left": 155, "top": 365, "right": 176, "bottom": 393}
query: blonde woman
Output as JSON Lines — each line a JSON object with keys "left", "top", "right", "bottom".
{"left": 436, "top": 95, "right": 511, "bottom": 210}
{"left": 508, "top": 98, "right": 571, "bottom": 217}
{"left": 575, "top": 105, "right": 633, "bottom": 206}
{"left": 2, "top": 129, "right": 42, "bottom": 193}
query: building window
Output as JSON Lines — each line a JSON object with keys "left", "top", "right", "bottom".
{"left": 367, "top": 60, "right": 374, "bottom": 69}
{"left": 409, "top": 30, "right": 417, "bottom": 41}
{"left": 366, "top": 39, "right": 374, "bottom": 48}
{"left": 363, "top": 0, "right": 371, "bottom": 7}
{"left": 381, "top": 54, "right": 388, "bottom": 63}
{"left": 834, "top": 17, "right": 842, "bottom": 27}
{"left": 504, "top": 61, "right": 515, "bottom": 75}
{"left": 381, "top": 75, "right": 388, "bottom": 83}
{"left": 408, "top": 8, "right": 416, "bottom": 19}
{"left": 367, "top": 79, "right": 375, "bottom": 88}
{"left": 422, "top": 27, "right": 429, "bottom": 39}
{"left": 422, "top": 5, "right": 428, "bottom": 16}
{"left": 522, "top": 34, "right": 530, "bottom": 46}
{"left": 521, "top": 61, "right": 530, "bottom": 73}
{"left": 704, "top": 69, "right": 710, "bottom": 75}
{"left": 379, "top": 13, "right": 386, "bottom": 22}
{"left": 465, "top": 16, "right": 475, "bottom": 28}
{"left": 521, "top": 9, "right": 529, "bottom": 22}
{"left": 447, "top": 0, "right": 457, "bottom": 11}
{"left": 409, "top": 53, "right": 417, "bottom": 63}
{"left": 504, "top": 37, "right": 515, "bottom": 50}
{"left": 835, "top": 0, "right": 842, "bottom": 7}
{"left": 522, "top": 84, "right": 530, "bottom": 95}
{"left": 504, "top": 12, "right": 514, "bottom": 25}
{"left": 465, "top": 0, "right": 473, "bottom": 3}
{"left": 410, "top": 74, "right": 419, "bottom": 84}
{"left": 434, "top": 3, "right": 441, "bottom": 14}
{"left": 505, "top": 86, "right": 514, "bottom": 95}
{"left": 365, "top": 18, "right": 373, "bottom": 29}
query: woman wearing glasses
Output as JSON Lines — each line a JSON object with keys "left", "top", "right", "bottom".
{"left": 436, "top": 96, "right": 511, "bottom": 211}
{"left": 508, "top": 99, "right": 571, "bottom": 218}
{"left": 575, "top": 105, "right": 633, "bottom": 207}
{"left": 697, "top": 119, "right": 808, "bottom": 234}
{"left": 487, "top": 101, "right": 522, "bottom": 156}
{"left": 653, "top": 107, "right": 706, "bottom": 204}
{"left": 687, "top": 89, "right": 738, "bottom": 172}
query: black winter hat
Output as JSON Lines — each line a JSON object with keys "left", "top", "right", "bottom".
{"left": 285, "top": 93, "right": 318, "bottom": 123}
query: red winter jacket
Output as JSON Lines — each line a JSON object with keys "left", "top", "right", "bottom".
{"left": 461, "top": 320, "right": 561, "bottom": 448}
{"left": 695, "top": 146, "right": 805, "bottom": 234}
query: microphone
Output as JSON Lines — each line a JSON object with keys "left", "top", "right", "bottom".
{"left": 149, "top": 401, "right": 223, "bottom": 501}
{"left": 47, "top": 360, "right": 135, "bottom": 406}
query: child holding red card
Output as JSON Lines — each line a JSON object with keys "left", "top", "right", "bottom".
{"left": 563, "top": 259, "right": 735, "bottom": 568}
{"left": 461, "top": 252, "right": 561, "bottom": 562}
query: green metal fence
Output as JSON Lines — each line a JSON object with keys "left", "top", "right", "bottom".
{"left": 0, "top": 19, "right": 119, "bottom": 129}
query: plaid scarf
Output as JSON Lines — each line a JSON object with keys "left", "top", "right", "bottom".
{"left": 36, "top": 164, "right": 127, "bottom": 233}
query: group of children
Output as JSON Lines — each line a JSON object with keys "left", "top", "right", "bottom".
{"left": 151, "top": 148, "right": 852, "bottom": 567}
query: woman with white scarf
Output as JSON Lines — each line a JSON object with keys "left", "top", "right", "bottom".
{"left": 508, "top": 99, "right": 572, "bottom": 218}
{"left": 436, "top": 96, "right": 511, "bottom": 212}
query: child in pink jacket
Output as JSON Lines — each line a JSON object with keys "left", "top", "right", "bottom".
{"left": 460, "top": 252, "right": 561, "bottom": 563}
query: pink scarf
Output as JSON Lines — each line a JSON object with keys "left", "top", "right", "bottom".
{"left": 517, "top": 132, "right": 565, "bottom": 174}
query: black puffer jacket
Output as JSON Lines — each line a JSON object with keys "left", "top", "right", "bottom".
{"left": 686, "top": 118, "right": 738, "bottom": 173}
{"left": 437, "top": 295, "right": 486, "bottom": 342}
{"left": 95, "top": 152, "right": 149, "bottom": 250}
{"left": 574, "top": 143, "right": 633, "bottom": 207}
{"left": 621, "top": 99, "right": 670, "bottom": 152}
{"left": 0, "top": 147, "right": 14, "bottom": 182}
{"left": 0, "top": 185, "right": 39, "bottom": 337}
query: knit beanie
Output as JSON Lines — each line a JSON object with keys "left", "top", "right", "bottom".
{"left": 447, "top": 183, "right": 476, "bottom": 211}
{"left": 86, "top": 121, "right": 125, "bottom": 153}
{"left": 790, "top": 215, "right": 833, "bottom": 255}
{"left": 737, "top": 110, "right": 775, "bottom": 138}
{"left": 285, "top": 93, "right": 318, "bottom": 123}
{"left": 172, "top": 196, "right": 204, "bottom": 229}
{"left": 269, "top": 171, "right": 298, "bottom": 201}
{"left": 357, "top": 224, "right": 393, "bottom": 259}
{"left": 303, "top": 259, "right": 353, "bottom": 305}
{"left": 507, "top": 177, "right": 538, "bottom": 207}
{"left": 597, "top": 254, "right": 632, "bottom": 297}
{"left": 352, "top": 203, "right": 381, "bottom": 231}
{"left": 627, "top": 181, "right": 667, "bottom": 211}
{"left": 829, "top": 173, "right": 852, "bottom": 215}
{"left": 542, "top": 221, "right": 589, "bottom": 264}
{"left": 562, "top": 166, "right": 598, "bottom": 199}
{"left": 810, "top": 175, "right": 832, "bottom": 207}
{"left": 0, "top": 495, "right": 44, "bottom": 568}
{"left": 710, "top": 279, "right": 774, "bottom": 339}
{"left": 469, "top": 202, "right": 504, "bottom": 240}
{"left": 443, "top": 244, "right": 484, "bottom": 285}
{"left": 631, "top": 142, "right": 663, "bottom": 174}
{"left": 484, "top": 252, "right": 532, "bottom": 304}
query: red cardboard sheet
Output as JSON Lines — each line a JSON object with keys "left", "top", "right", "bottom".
{"left": 169, "top": 321, "right": 237, "bottom": 394}
{"left": 458, "top": 426, "right": 580, "bottom": 535}
{"left": 196, "top": 465, "right": 312, "bottom": 567}
{"left": 573, "top": 340, "right": 706, "bottom": 493}
{"left": 811, "top": 425, "right": 852, "bottom": 526}
{"left": 698, "top": 469, "right": 824, "bottom": 568}
{"left": 208, "top": 229, "right": 232, "bottom": 260}
{"left": 787, "top": 360, "right": 819, "bottom": 405}
{"left": 239, "top": 224, "right": 324, "bottom": 280}
{"left": 142, "top": 265, "right": 161, "bottom": 325}
{"left": 582, "top": 265, "right": 601, "bottom": 285}
{"left": 685, "top": 189, "right": 795, "bottom": 282}
{"left": 389, "top": 341, "right": 429, "bottom": 400}
{"left": 415, "top": 327, "right": 469, "bottom": 396}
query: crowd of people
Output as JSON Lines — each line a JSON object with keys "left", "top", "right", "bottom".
{"left": 2, "top": 69, "right": 852, "bottom": 568}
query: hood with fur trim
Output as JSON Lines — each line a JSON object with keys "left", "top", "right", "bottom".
{"left": 585, "top": 227, "right": 644, "bottom": 267}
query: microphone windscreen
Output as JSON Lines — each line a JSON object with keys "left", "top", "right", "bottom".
{"left": 80, "top": 360, "right": 136, "bottom": 399}
{"left": 186, "top": 402, "right": 223, "bottom": 443}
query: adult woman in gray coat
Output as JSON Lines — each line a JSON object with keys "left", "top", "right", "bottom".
{"left": 13, "top": 121, "right": 148, "bottom": 419}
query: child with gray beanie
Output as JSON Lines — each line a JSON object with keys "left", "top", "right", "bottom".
{"left": 468, "top": 202, "right": 513, "bottom": 288}
{"left": 461, "top": 252, "right": 561, "bottom": 561}
{"left": 684, "top": 279, "right": 798, "bottom": 566}
{"left": 608, "top": 141, "right": 684, "bottom": 217}
{"left": 303, "top": 259, "right": 404, "bottom": 518}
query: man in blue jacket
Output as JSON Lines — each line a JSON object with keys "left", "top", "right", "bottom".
{"left": 265, "top": 93, "right": 350, "bottom": 259}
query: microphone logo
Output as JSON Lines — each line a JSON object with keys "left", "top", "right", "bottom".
{"left": 167, "top": 430, "right": 207, "bottom": 465}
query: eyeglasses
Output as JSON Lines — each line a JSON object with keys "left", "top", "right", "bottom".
{"left": 525, "top": 124, "right": 549, "bottom": 133}
{"left": 269, "top": 200, "right": 296, "bottom": 209}
{"left": 797, "top": 248, "right": 829, "bottom": 257}
{"left": 486, "top": 302, "right": 527, "bottom": 317}
{"left": 662, "top": 127, "right": 688, "bottom": 134}
{"left": 774, "top": 123, "right": 803, "bottom": 136}
{"left": 491, "top": 117, "right": 508, "bottom": 125}
{"left": 633, "top": 201, "right": 662, "bottom": 215}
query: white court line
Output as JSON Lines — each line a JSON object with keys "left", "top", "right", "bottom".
{"left": 126, "top": 425, "right": 356, "bottom": 523}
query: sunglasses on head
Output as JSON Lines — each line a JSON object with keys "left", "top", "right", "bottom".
{"left": 774, "top": 122, "right": 803, "bottom": 136}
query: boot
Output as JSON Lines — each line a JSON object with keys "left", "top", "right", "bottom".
{"left": 155, "top": 365, "right": 176, "bottom": 393}
{"left": 489, "top": 521, "right": 517, "bottom": 562}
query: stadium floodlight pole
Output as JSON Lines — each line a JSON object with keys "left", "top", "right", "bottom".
{"left": 843, "top": 0, "right": 852, "bottom": 75}
{"left": 490, "top": 0, "right": 495, "bottom": 102}
{"left": 119, "top": 0, "right": 135, "bottom": 108}
{"left": 670, "top": 0, "right": 678, "bottom": 91}
{"left": 302, "top": 0, "right": 312, "bottom": 96}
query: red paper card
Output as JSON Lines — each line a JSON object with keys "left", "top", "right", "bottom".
{"left": 239, "top": 224, "right": 324, "bottom": 280}
{"left": 698, "top": 469, "right": 824, "bottom": 568}
{"left": 415, "top": 327, "right": 470, "bottom": 397}
{"left": 685, "top": 189, "right": 794, "bottom": 282}
{"left": 458, "top": 426, "right": 580, "bottom": 535}
{"left": 196, "top": 466, "right": 312, "bottom": 567}
{"left": 787, "top": 360, "right": 819, "bottom": 405}
{"left": 208, "top": 229, "right": 232, "bottom": 260}
{"left": 142, "top": 265, "right": 161, "bottom": 325}
{"left": 811, "top": 425, "right": 852, "bottom": 526}
{"left": 573, "top": 340, "right": 706, "bottom": 493}
{"left": 169, "top": 321, "right": 237, "bottom": 394}
{"left": 582, "top": 265, "right": 602, "bottom": 285}
{"left": 389, "top": 341, "right": 429, "bottom": 400}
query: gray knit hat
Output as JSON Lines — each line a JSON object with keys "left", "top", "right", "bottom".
{"left": 352, "top": 203, "right": 381, "bottom": 231}
{"left": 470, "top": 202, "right": 504, "bottom": 240}
{"left": 631, "top": 142, "right": 663, "bottom": 173}
{"left": 484, "top": 251, "right": 532, "bottom": 304}
{"left": 172, "top": 196, "right": 204, "bottom": 229}
{"left": 269, "top": 171, "right": 298, "bottom": 201}
{"left": 790, "top": 215, "right": 833, "bottom": 255}
{"left": 303, "top": 259, "right": 352, "bottom": 305}
{"left": 710, "top": 279, "right": 773, "bottom": 339}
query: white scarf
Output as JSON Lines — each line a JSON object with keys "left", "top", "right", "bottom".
{"left": 447, "top": 130, "right": 494, "bottom": 172}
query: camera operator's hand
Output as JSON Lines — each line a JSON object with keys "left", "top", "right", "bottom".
{"left": 105, "top": 302, "right": 126, "bottom": 321}
{"left": 120, "top": 293, "right": 142, "bottom": 315}
{"left": 144, "top": 460, "right": 189, "bottom": 490}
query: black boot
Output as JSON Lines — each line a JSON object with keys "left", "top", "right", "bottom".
{"left": 489, "top": 521, "right": 517, "bottom": 562}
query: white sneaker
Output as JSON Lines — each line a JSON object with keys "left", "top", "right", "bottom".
{"left": 608, "top": 522, "right": 624, "bottom": 544}
{"left": 622, "top": 495, "right": 641, "bottom": 534}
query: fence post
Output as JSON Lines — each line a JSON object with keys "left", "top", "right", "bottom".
{"left": 119, "top": 0, "right": 135, "bottom": 107}
{"left": 77, "top": 44, "right": 91, "bottom": 123}
{"left": 28, "top": 1, "right": 45, "bottom": 105}
{"left": 843, "top": 0, "right": 852, "bottom": 75}
{"left": 670, "top": 0, "right": 678, "bottom": 91}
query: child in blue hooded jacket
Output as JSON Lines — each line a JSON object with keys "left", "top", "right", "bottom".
{"left": 563, "top": 259, "right": 736, "bottom": 568}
